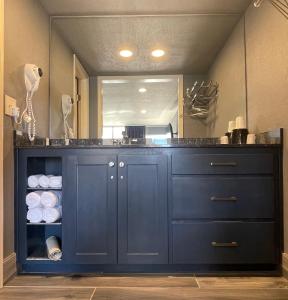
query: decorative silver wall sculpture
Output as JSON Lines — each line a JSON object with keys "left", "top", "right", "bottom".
{"left": 254, "top": 0, "right": 288, "bottom": 19}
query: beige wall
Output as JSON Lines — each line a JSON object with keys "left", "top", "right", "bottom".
{"left": 50, "top": 26, "right": 74, "bottom": 138}
{"left": 4, "top": 0, "right": 50, "bottom": 258}
{"left": 0, "top": 0, "right": 4, "bottom": 287}
{"left": 244, "top": 2, "right": 288, "bottom": 252}
{"left": 207, "top": 18, "right": 246, "bottom": 137}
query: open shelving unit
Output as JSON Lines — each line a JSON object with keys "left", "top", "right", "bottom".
{"left": 25, "top": 157, "right": 63, "bottom": 262}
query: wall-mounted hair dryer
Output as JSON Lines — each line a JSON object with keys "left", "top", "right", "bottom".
{"left": 24, "top": 64, "right": 43, "bottom": 94}
{"left": 16, "top": 64, "right": 43, "bottom": 141}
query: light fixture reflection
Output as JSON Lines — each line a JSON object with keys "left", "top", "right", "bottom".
{"left": 119, "top": 50, "right": 133, "bottom": 57}
{"left": 139, "top": 88, "right": 147, "bottom": 93}
{"left": 151, "top": 49, "right": 165, "bottom": 57}
{"left": 143, "top": 79, "right": 173, "bottom": 83}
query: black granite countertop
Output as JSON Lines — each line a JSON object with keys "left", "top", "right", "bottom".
{"left": 14, "top": 129, "right": 283, "bottom": 149}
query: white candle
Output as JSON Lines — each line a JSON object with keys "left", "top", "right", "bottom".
{"left": 228, "top": 121, "right": 236, "bottom": 133}
{"left": 220, "top": 136, "right": 229, "bottom": 144}
{"left": 235, "top": 116, "right": 246, "bottom": 129}
{"left": 247, "top": 134, "right": 256, "bottom": 144}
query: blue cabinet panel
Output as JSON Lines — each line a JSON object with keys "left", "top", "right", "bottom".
{"left": 118, "top": 155, "right": 168, "bottom": 264}
{"left": 172, "top": 154, "right": 274, "bottom": 175}
{"left": 172, "top": 176, "right": 274, "bottom": 219}
{"left": 63, "top": 155, "right": 117, "bottom": 264}
{"left": 172, "top": 222, "right": 276, "bottom": 264}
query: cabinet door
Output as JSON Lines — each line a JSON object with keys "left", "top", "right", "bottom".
{"left": 118, "top": 155, "right": 168, "bottom": 264}
{"left": 63, "top": 155, "right": 117, "bottom": 264}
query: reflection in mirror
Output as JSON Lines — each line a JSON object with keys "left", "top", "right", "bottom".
{"left": 49, "top": 15, "right": 247, "bottom": 139}
{"left": 99, "top": 75, "right": 182, "bottom": 139}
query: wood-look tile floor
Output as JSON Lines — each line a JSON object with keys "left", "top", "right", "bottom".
{"left": 2, "top": 275, "right": 288, "bottom": 299}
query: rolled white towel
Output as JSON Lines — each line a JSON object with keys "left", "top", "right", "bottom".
{"left": 27, "top": 207, "right": 43, "bottom": 223}
{"left": 26, "top": 191, "right": 43, "bottom": 208}
{"left": 46, "top": 236, "right": 62, "bottom": 261}
{"left": 41, "top": 191, "right": 62, "bottom": 208}
{"left": 49, "top": 176, "right": 62, "bottom": 189}
{"left": 27, "top": 174, "right": 42, "bottom": 188}
{"left": 43, "top": 206, "right": 62, "bottom": 223}
{"left": 38, "top": 175, "right": 53, "bottom": 188}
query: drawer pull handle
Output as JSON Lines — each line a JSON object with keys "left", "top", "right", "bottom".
{"left": 211, "top": 242, "right": 239, "bottom": 248}
{"left": 210, "top": 162, "right": 237, "bottom": 167}
{"left": 211, "top": 196, "right": 237, "bottom": 201}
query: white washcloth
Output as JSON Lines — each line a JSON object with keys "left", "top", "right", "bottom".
{"left": 39, "top": 175, "right": 53, "bottom": 188}
{"left": 49, "top": 176, "right": 62, "bottom": 188}
{"left": 27, "top": 174, "right": 42, "bottom": 188}
{"left": 27, "top": 207, "right": 43, "bottom": 223}
{"left": 46, "top": 236, "right": 62, "bottom": 261}
{"left": 26, "top": 191, "right": 43, "bottom": 208}
{"left": 43, "top": 206, "right": 62, "bottom": 223}
{"left": 41, "top": 191, "right": 62, "bottom": 208}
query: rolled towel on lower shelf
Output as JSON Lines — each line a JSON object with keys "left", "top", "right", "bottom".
{"left": 43, "top": 206, "right": 62, "bottom": 223}
{"left": 46, "top": 236, "right": 62, "bottom": 261}
{"left": 27, "top": 174, "right": 42, "bottom": 188}
{"left": 41, "top": 191, "right": 62, "bottom": 208}
{"left": 27, "top": 207, "right": 43, "bottom": 223}
{"left": 26, "top": 191, "right": 42, "bottom": 208}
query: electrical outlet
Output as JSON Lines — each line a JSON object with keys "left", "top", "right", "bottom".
{"left": 5, "top": 95, "right": 17, "bottom": 117}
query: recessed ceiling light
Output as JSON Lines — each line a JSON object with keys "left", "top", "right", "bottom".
{"left": 141, "top": 110, "right": 147, "bottom": 114}
{"left": 139, "top": 88, "right": 147, "bottom": 93}
{"left": 119, "top": 50, "right": 133, "bottom": 58}
{"left": 151, "top": 49, "right": 165, "bottom": 57}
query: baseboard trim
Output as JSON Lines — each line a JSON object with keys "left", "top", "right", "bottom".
{"left": 3, "top": 253, "right": 16, "bottom": 284}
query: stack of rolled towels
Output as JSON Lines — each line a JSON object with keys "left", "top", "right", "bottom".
{"left": 26, "top": 191, "right": 62, "bottom": 223}
{"left": 28, "top": 174, "right": 62, "bottom": 189}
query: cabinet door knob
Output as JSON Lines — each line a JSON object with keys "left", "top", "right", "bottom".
{"left": 108, "top": 161, "right": 115, "bottom": 167}
{"left": 119, "top": 161, "right": 125, "bottom": 168}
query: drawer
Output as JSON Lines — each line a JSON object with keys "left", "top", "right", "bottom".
{"left": 172, "top": 177, "right": 274, "bottom": 219}
{"left": 172, "top": 154, "right": 273, "bottom": 175}
{"left": 172, "top": 222, "right": 276, "bottom": 264}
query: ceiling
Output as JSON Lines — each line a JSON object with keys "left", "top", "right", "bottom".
{"left": 40, "top": 0, "right": 251, "bottom": 16}
{"left": 102, "top": 76, "right": 179, "bottom": 126}
{"left": 52, "top": 14, "right": 243, "bottom": 75}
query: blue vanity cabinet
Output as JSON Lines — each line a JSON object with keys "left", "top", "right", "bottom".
{"left": 117, "top": 154, "right": 168, "bottom": 264}
{"left": 63, "top": 154, "right": 117, "bottom": 264}
{"left": 15, "top": 144, "right": 282, "bottom": 274}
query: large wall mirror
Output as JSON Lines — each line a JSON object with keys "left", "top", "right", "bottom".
{"left": 49, "top": 12, "right": 248, "bottom": 139}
